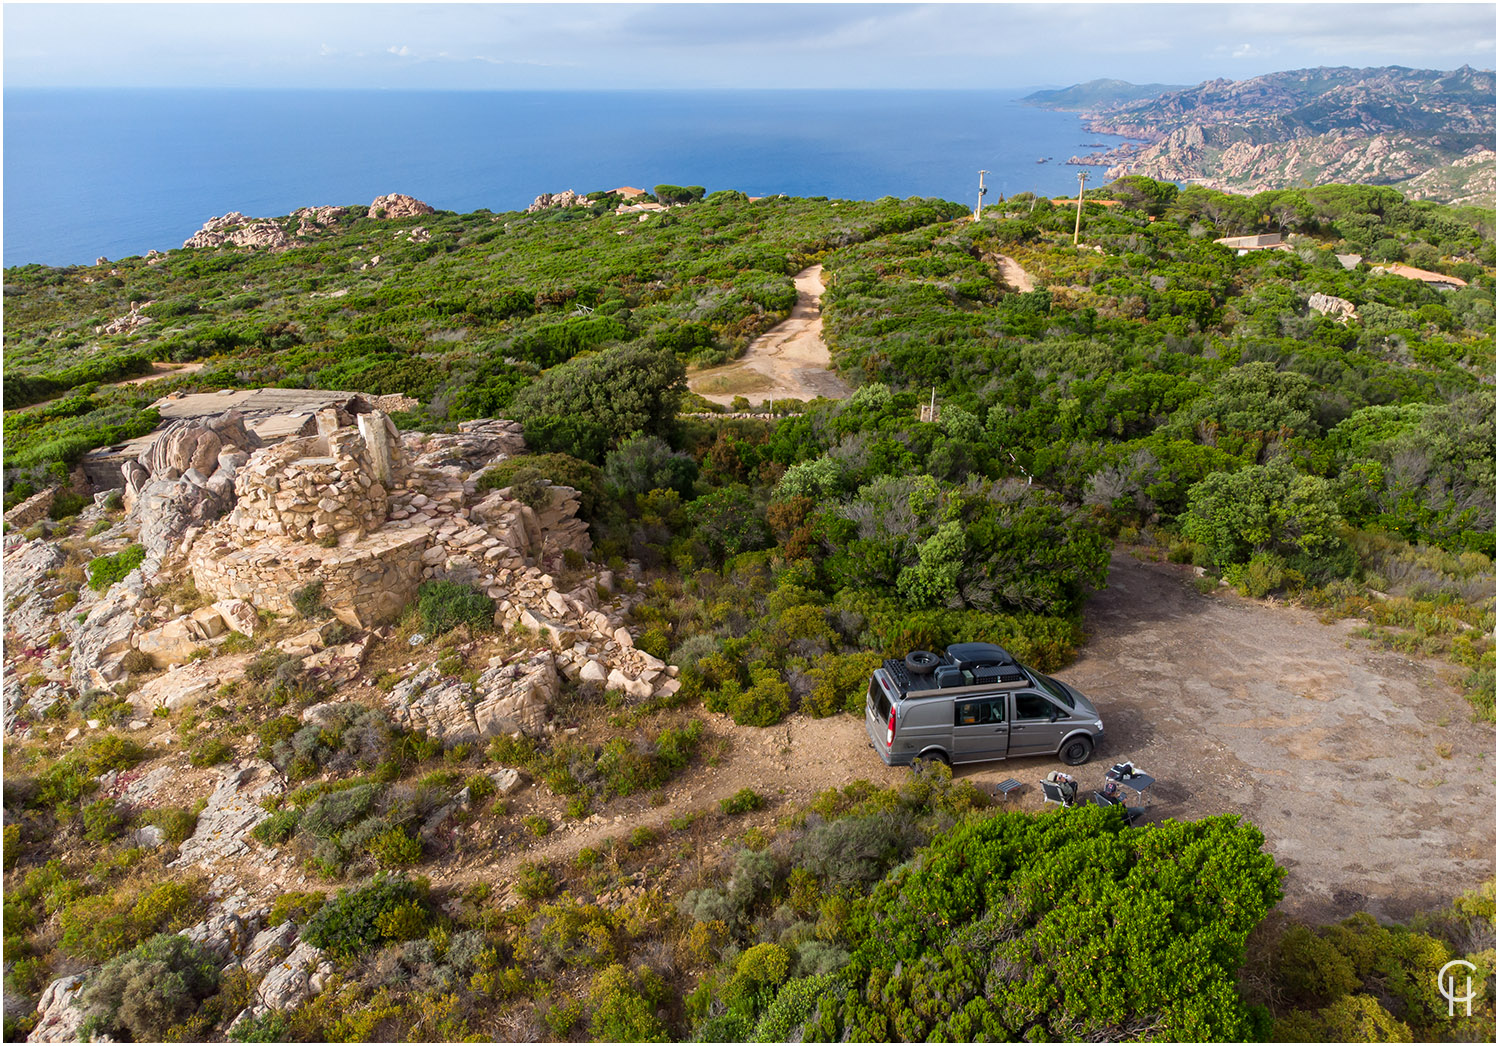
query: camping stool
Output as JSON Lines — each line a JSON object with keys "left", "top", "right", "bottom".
{"left": 994, "top": 778, "right": 1023, "bottom": 801}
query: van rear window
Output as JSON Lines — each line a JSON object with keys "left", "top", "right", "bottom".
{"left": 870, "top": 680, "right": 891, "bottom": 722}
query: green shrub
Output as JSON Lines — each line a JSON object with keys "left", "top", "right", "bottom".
{"left": 464, "top": 773, "right": 497, "bottom": 804}
{"left": 720, "top": 789, "right": 765, "bottom": 815}
{"left": 2, "top": 823, "right": 20, "bottom": 870}
{"left": 87, "top": 546, "right": 145, "bottom": 591}
{"left": 81, "top": 798, "right": 125, "bottom": 842}
{"left": 267, "top": 891, "right": 326, "bottom": 927}
{"left": 1272, "top": 994, "right": 1413, "bottom": 1042}
{"left": 1276, "top": 923, "right": 1361, "bottom": 1004}
{"left": 804, "top": 652, "right": 883, "bottom": 717}
{"left": 139, "top": 806, "right": 199, "bottom": 845}
{"left": 589, "top": 964, "right": 668, "bottom": 1042}
{"left": 84, "top": 735, "right": 147, "bottom": 774}
{"left": 78, "top": 933, "right": 220, "bottom": 1042}
{"left": 300, "top": 783, "right": 380, "bottom": 839}
{"left": 250, "top": 808, "right": 301, "bottom": 846}
{"left": 522, "top": 815, "right": 553, "bottom": 837}
{"left": 303, "top": 873, "right": 432, "bottom": 960}
{"left": 515, "top": 860, "right": 559, "bottom": 901}
{"left": 365, "top": 827, "right": 422, "bottom": 869}
{"left": 713, "top": 663, "right": 791, "bottom": 727}
{"left": 188, "top": 738, "right": 233, "bottom": 768}
{"left": 291, "top": 580, "right": 327, "bottom": 619}
{"left": 416, "top": 580, "right": 494, "bottom": 635}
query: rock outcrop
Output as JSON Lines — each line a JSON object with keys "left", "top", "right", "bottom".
{"left": 1308, "top": 292, "right": 1358, "bottom": 322}
{"left": 123, "top": 410, "right": 260, "bottom": 561}
{"left": 527, "top": 190, "right": 590, "bottom": 213}
{"left": 369, "top": 193, "right": 435, "bottom": 219}
{"left": 96, "top": 301, "right": 155, "bottom": 336}
{"left": 25, "top": 975, "right": 87, "bottom": 1043}
{"left": 183, "top": 212, "right": 292, "bottom": 251}
{"left": 62, "top": 565, "right": 149, "bottom": 690}
{"left": 172, "top": 761, "right": 284, "bottom": 868}
{"left": 385, "top": 652, "right": 557, "bottom": 745}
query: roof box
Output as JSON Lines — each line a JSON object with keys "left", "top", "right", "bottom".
{"left": 945, "top": 643, "right": 1016, "bottom": 669}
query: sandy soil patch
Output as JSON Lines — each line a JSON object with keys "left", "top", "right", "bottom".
{"left": 995, "top": 254, "right": 1035, "bottom": 293}
{"left": 114, "top": 361, "right": 205, "bottom": 387}
{"left": 689, "top": 264, "right": 850, "bottom": 406}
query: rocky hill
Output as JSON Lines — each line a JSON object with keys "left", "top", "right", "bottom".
{"left": 1038, "top": 65, "right": 1496, "bottom": 201}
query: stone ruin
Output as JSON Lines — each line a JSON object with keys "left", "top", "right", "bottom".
{"left": 189, "top": 408, "right": 423, "bottom": 628}
{"left": 225, "top": 409, "right": 402, "bottom": 543}
{"left": 187, "top": 406, "right": 591, "bottom": 630}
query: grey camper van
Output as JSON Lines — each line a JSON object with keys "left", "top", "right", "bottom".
{"left": 864, "top": 643, "right": 1103, "bottom": 768}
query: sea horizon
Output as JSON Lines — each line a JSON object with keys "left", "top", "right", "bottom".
{"left": 3, "top": 87, "right": 1129, "bottom": 268}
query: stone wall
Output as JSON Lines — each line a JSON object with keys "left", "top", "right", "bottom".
{"left": 224, "top": 411, "right": 398, "bottom": 543}
{"left": 190, "top": 527, "right": 427, "bottom": 628}
{"left": 3, "top": 488, "right": 56, "bottom": 529}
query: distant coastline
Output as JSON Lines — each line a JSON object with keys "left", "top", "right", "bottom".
{"left": 3, "top": 88, "right": 1134, "bottom": 266}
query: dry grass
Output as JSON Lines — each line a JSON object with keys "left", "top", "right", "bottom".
{"left": 690, "top": 365, "right": 774, "bottom": 395}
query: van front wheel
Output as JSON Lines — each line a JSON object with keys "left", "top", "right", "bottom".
{"left": 1060, "top": 737, "right": 1093, "bottom": 766}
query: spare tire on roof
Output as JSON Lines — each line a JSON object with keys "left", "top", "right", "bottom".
{"left": 904, "top": 650, "right": 940, "bottom": 675}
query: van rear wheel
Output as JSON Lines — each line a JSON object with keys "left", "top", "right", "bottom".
{"left": 912, "top": 752, "right": 950, "bottom": 773}
{"left": 1060, "top": 737, "right": 1093, "bottom": 766}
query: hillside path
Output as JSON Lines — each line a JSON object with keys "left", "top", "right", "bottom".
{"left": 996, "top": 254, "right": 1035, "bottom": 292}
{"left": 688, "top": 264, "right": 850, "bottom": 405}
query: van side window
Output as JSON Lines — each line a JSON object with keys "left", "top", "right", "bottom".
{"left": 1014, "top": 693, "right": 1058, "bottom": 720}
{"left": 955, "top": 697, "right": 1005, "bottom": 726}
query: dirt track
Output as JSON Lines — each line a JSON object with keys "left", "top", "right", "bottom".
{"left": 688, "top": 265, "right": 850, "bottom": 405}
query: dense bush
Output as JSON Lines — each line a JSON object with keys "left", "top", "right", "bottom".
{"left": 415, "top": 580, "right": 494, "bottom": 636}
{"left": 756, "top": 807, "right": 1284, "bottom": 1042}
{"left": 87, "top": 545, "right": 146, "bottom": 591}
{"left": 303, "top": 873, "right": 433, "bottom": 960}
{"left": 79, "top": 934, "right": 220, "bottom": 1041}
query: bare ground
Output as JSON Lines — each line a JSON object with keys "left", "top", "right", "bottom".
{"left": 689, "top": 265, "right": 850, "bottom": 406}
{"left": 175, "top": 554, "right": 1493, "bottom": 922}
{"left": 113, "top": 361, "right": 205, "bottom": 387}
{"left": 996, "top": 255, "right": 1035, "bottom": 293}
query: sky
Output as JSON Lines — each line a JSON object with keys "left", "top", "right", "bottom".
{"left": 2, "top": 1, "right": 1495, "bottom": 91}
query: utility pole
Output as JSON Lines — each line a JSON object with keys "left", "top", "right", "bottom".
{"left": 975, "top": 170, "right": 989, "bottom": 222}
{"left": 1073, "top": 171, "right": 1087, "bottom": 246}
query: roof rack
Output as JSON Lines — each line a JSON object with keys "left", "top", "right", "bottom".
{"left": 881, "top": 652, "right": 1028, "bottom": 698}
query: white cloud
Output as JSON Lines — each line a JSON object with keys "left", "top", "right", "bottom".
{"left": 387, "top": 45, "right": 412, "bottom": 57}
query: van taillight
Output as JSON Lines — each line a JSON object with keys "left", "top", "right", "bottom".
{"left": 886, "top": 707, "right": 896, "bottom": 746}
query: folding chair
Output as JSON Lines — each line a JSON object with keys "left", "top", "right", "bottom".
{"left": 1091, "top": 790, "right": 1146, "bottom": 825}
{"left": 1040, "top": 779, "right": 1076, "bottom": 807}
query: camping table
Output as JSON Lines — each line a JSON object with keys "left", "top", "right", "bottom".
{"left": 1103, "top": 769, "right": 1155, "bottom": 808}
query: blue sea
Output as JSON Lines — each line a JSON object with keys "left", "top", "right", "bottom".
{"left": 3, "top": 89, "right": 1129, "bottom": 267}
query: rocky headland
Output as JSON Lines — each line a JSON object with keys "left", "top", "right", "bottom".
{"left": 1032, "top": 64, "right": 1496, "bottom": 202}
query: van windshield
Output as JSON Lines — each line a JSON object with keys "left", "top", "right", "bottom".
{"left": 1032, "top": 672, "right": 1075, "bottom": 708}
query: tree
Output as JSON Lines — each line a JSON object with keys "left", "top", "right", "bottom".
{"left": 511, "top": 345, "right": 686, "bottom": 449}
{"left": 604, "top": 435, "right": 699, "bottom": 498}
{"left": 1181, "top": 460, "right": 1345, "bottom": 569}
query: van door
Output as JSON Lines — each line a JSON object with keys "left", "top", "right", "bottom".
{"left": 951, "top": 695, "right": 1009, "bottom": 763}
{"left": 1008, "top": 691, "right": 1068, "bottom": 758}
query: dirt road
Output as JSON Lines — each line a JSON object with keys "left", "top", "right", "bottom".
{"left": 688, "top": 265, "right": 850, "bottom": 406}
